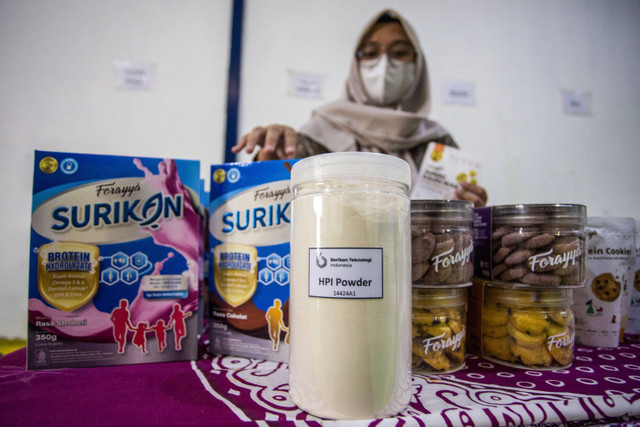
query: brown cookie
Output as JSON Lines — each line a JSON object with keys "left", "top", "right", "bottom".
{"left": 493, "top": 246, "right": 513, "bottom": 264}
{"left": 501, "top": 230, "right": 539, "bottom": 247}
{"left": 504, "top": 249, "right": 534, "bottom": 266}
{"left": 412, "top": 262, "right": 429, "bottom": 282}
{"left": 411, "top": 221, "right": 431, "bottom": 238}
{"left": 500, "top": 265, "right": 528, "bottom": 281}
{"left": 412, "top": 232, "right": 436, "bottom": 264}
{"left": 492, "top": 262, "right": 508, "bottom": 277}
{"left": 522, "top": 233, "right": 555, "bottom": 249}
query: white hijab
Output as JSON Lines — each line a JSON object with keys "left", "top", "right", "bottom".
{"left": 299, "top": 9, "right": 451, "bottom": 182}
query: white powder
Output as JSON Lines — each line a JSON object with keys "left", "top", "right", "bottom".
{"left": 289, "top": 188, "right": 412, "bottom": 419}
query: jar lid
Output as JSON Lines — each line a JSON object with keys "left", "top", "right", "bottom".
{"left": 290, "top": 152, "right": 411, "bottom": 189}
{"left": 411, "top": 200, "right": 473, "bottom": 221}
{"left": 492, "top": 204, "right": 586, "bottom": 225}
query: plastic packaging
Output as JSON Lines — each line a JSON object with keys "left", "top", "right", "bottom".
{"left": 480, "top": 283, "right": 575, "bottom": 369}
{"left": 573, "top": 216, "right": 636, "bottom": 347}
{"left": 412, "top": 287, "right": 468, "bottom": 374}
{"left": 489, "top": 204, "right": 587, "bottom": 287}
{"left": 626, "top": 219, "right": 640, "bottom": 341}
{"left": 289, "top": 152, "right": 412, "bottom": 420}
{"left": 411, "top": 200, "right": 474, "bottom": 286}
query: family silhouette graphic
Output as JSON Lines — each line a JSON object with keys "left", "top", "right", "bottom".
{"left": 110, "top": 300, "right": 192, "bottom": 354}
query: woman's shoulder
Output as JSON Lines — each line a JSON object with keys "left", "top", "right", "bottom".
{"left": 295, "top": 133, "right": 331, "bottom": 158}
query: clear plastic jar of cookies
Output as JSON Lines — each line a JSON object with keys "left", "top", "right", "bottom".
{"left": 412, "top": 286, "right": 468, "bottom": 374}
{"left": 411, "top": 200, "right": 474, "bottom": 286}
{"left": 480, "top": 284, "right": 575, "bottom": 369}
{"left": 490, "top": 204, "right": 587, "bottom": 287}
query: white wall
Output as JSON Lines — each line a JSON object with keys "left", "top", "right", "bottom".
{"left": 1, "top": 0, "right": 639, "bottom": 339}
{"left": 0, "top": 0, "right": 232, "bottom": 338}
{"left": 239, "top": 0, "right": 640, "bottom": 214}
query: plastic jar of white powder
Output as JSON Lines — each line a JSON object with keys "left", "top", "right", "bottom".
{"left": 289, "top": 152, "right": 412, "bottom": 420}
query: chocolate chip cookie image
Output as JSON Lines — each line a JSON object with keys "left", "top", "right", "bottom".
{"left": 591, "top": 272, "right": 621, "bottom": 302}
{"left": 634, "top": 269, "right": 640, "bottom": 292}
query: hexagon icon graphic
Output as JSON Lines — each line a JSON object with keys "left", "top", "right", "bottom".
{"left": 111, "top": 252, "right": 129, "bottom": 270}
{"left": 131, "top": 252, "right": 148, "bottom": 270}
{"left": 266, "top": 254, "right": 281, "bottom": 271}
{"left": 275, "top": 269, "right": 289, "bottom": 286}
{"left": 102, "top": 268, "right": 119, "bottom": 285}
{"left": 259, "top": 269, "right": 274, "bottom": 285}
{"left": 121, "top": 267, "right": 139, "bottom": 285}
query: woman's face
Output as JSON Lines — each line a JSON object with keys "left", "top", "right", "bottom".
{"left": 357, "top": 22, "right": 416, "bottom": 64}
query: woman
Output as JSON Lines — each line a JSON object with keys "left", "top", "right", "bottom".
{"left": 232, "top": 9, "right": 487, "bottom": 206}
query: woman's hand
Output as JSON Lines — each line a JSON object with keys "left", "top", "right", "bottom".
{"left": 232, "top": 124, "right": 298, "bottom": 161}
{"left": 454, "top": 181, "right": 488, "bottom": 207}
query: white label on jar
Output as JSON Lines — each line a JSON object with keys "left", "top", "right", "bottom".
{"left": 308, "top": 247, "right": 383, "bottom": 299}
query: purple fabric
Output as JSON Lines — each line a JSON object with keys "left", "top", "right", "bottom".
{"left": 2, "top": 342, "right": 640, "bottom": 426}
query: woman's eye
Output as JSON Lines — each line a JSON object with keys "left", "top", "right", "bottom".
{"left": 391, "top": 48, "right": 412, "bottom": 59}
{"left": 361, "top": 50, "right": 379, "bottom": 59}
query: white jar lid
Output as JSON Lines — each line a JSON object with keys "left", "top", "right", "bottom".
{"left": 290, "top": 152, "right": 411, "bottom": 188}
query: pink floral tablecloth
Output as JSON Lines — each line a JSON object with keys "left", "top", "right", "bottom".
{"left": 2, "top": 340, "right": 640, "bottom": 426}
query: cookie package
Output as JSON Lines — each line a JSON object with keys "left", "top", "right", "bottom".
{"left": 573, "top": 217, "right": 636, "bottom": 347}
{"left": 411, "top": 200, "right": 474, "bottom": 286}
{"left": 409, "top": 142, "right": 483, "bottom": 201}
{"left": 412, "top": 286, "right": 468, "bottom": 374}
{"left": 468, "top": 278, "right": 575, "bottom": 370}
{"left": 28, "top": 151, "right": 203, "bottom": 369}
{"left": 208, "top": 159, "right": 298, "bottom": 362}
{"left": 473, "top": 204, "right": 587, "bottom": 287}
{"left": 626, "top": 219, "right": 640, "bottom": 341}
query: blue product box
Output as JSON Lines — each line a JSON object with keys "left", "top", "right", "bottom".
{"left": 28, "top": 150, "right": 201, "bottom": 369}
{"left": 208, "top": 159, "right": 298, "bottom": 362}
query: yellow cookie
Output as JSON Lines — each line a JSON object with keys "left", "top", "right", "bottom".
{"left": 509, "top": 310, "right": 549, "bottom": 335}
{"left": 483, "top": 306, "right": 509, "bottom": 327}
{"left": 546, "top": 321, "right": 570, "bottom": 337}
{"left": 423, "top": 349, "right": 451, "bottom": 371}
{"left": 444, "top": 308, "right": 463, "bottom": 322}
{"left": 499, "top": 288, "right": 538, "bottom": 308}
{"left": 412, "top": 353, "right": 425, "bottom": 369}
{"left": 507, "top": 322, "right": 547, "bottom": 348}
{"left": 545, "top": 322, "right": 574, "bottom": 364}
{"left": 483, "top": 323, "right": 508, "bottom": 338}
{"left": 548, "top": 310, "right": 574, "bottom": 327}
{"left": 510, "top": 341, "right": 552, "bottom": 367}
{"left": 549, "top": 342, "right": 573, "bottom": 366}
{"left": 421, "top": 322, "right": 452, "bottom": 340}
{"left": 413, "top": 310, "right": 439, "bottom": 325}
{"left": 447, "top": 318, "right": 464, "bottom": 335}
{"left": 412, "top": 338, "right": 450, "bottom": 371}
{"left": 446, "top": 345, "right": 465, "bottom": 364}
{"left": 483, "top": 335, "right": 515, "bottom": 362}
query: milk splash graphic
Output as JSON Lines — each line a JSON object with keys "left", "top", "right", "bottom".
{"left": 29, "top": 158, "right": 200, "bottom": 341}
